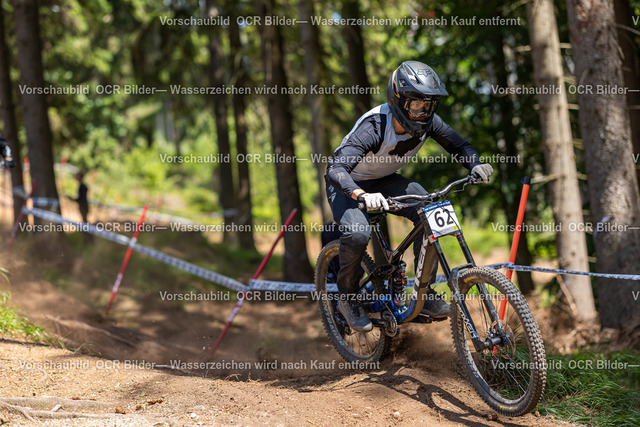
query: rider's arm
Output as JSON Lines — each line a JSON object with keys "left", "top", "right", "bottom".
{"left": 326, "top": 117, "right": 384, "bottom": 200}
{"left": 429, "top": 115, "right": 482, "bottom": 171}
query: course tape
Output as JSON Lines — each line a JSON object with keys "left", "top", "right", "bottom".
{"left": 249, "top": 275, "right": 449, "bottom": 293}
{"left": 21, "top": 207, "right": 247, "bottom": 293}
{"left": 17, "top": 206, "right": 640, "bottom": 295}
{"left": 249, "top": 281, "right": 336, "bottom": 293}
{"left": 90, "top": 200, "right": 198, "bottom": 224}
{"left": 130, "top": 245, "right": 246, "bottom": 292}
{"left": 249, "top": 263, "right": 639, "bottom": 293}
{"left": 488, "top": 262, "right": 640, "bottom": 281}
{"left": 31, "top": 197, "right": 60, "bottom": 208}
{"left": 12, "top": 186, "right": 198, "bottom": 225}
{"left": 12, "top": 187, "right": 60, "bottom": 208}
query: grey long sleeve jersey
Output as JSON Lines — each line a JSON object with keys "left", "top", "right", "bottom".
{"left": 326, "top": 103, "right": 483, "bottom": 197}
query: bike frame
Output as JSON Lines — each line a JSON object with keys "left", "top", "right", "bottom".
{"left": 360, "top": 195, "right": 506, "bottom": 352}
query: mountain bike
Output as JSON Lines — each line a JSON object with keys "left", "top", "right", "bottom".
{"left": 315, "top": 174, "right": 546, "bottom": 416}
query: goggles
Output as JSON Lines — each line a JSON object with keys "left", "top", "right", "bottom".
{"left": 404, "top": 97, "right": 439, "bottom": 120}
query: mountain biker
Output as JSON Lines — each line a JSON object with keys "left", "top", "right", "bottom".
{"left": 325, "top": 60, "right": 493, "bottom": 332}
{"left": 0, "top": 135, "right": 16, "bottom": 168}
{"left": 72, "top": 171, "right": 90, "bottom": 224}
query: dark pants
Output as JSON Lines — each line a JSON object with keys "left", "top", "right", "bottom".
{"left": 79, "top": 202, "right": 89, "bottom": 224}
{"left": 326, "top": 173, "right": 433, "bottom": 295}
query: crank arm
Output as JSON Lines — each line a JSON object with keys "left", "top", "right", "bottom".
{"left": 370, "top": 317, "right": 390, "bottom": 328}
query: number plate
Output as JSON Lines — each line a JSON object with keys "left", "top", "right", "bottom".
{"left": 424, "top": 200, "right": 461, "bottom": 237}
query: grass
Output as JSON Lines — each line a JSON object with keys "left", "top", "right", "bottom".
{"left": 540, "top": 349, "right": 640, "bottom": 426}
{"left": 0, "top": 290, "right": 58, "bottom": 345}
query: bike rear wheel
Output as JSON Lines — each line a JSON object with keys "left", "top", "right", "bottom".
{"left": 315, "top": 240, "right": 392, "bottom": 364}
{"left": 450, "top": 267, "right": 546, "bottom": 416}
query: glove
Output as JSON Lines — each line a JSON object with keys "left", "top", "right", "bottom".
{"left": 471, "top": 163, "right": 493, "bottom": 183}
{"left": 357, "top": 192, "right": 389, "bottom": 211}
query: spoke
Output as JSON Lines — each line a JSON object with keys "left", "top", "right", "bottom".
{"left": 490, "top": 352, "right": 529, "bottom": 396}
{"left": 357, "top": 331, "right": 367, "bottom": 353}
{"left": 324, "top": 250, "right": 386, "bottom": 359}
{"left": 469, "top": 297, "right": 487, "bottom": 330}
{"left": 463, "top": 285, "right": 534, "bottom": 401}
{"left": 499, "top": 352, "right": 532, "bottom": 388}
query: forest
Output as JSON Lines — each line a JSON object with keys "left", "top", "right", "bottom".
{"left": 0, "top": 0, "right": 639, "bottom": 424}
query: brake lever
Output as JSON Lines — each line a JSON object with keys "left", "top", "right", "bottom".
{"left": 357, "top": 199, "right": 406, "bottom": 213}
{"left": 386, "top": 200, "right": 404, "bottom": 212}
{"left": 468, "top": 173, "right": 482, "bottom": 185}
{"left": 357, "top": 201, "right": 392, "bottom": 212}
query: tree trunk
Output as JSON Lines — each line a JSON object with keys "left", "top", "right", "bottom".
{"left": 566, "top": 0, "right": 640, "bottom": 329}
{"left": 299, "top": 0, "right": 332, "bottom": 224}
{"left": 341, "top": 0, "right": 391, "bottom": 263}
{"left": 207, "top": 0, "right": 237, "bottom": 245}
{"left": 613, "top": 0, "right": 640, "bottom": 187}
{"left": 168, "top": 99, "right": 181, "bottom": 159}
{"left": 492, "top": 30, "right": 536, "bottom": 294}
{"left": 528, "top": 0, "right": 597, "bottom": 323}
{"left": 0, "top": 3, "right": 24, "bottom": 222}
{"left": 14, "top": 0, "right": 60, "bottom": 218}
{"left": 342, "top": 0, "right": 371, "bottom": 119}
{"left": 256, "top": 0, "right": 313, "bottom": 282}
{"left": 228, "top": 8, "right": 256, "bottom": 252}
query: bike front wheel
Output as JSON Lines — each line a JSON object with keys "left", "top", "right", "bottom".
{"left": 315, "top": 240, "right": 392, "bottom": 365}
{"left": 450, "top": 267, "right": 546, "bottom": 416}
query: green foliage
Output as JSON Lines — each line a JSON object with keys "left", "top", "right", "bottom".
{"left": 0, "top": 291, "right": 57, "bottom": 345}
{"left": 6, "top": 0, "right": 604, "bottom": 271}
{"left": 436, "top": 220, "right": 507, "bottom": 266}
{"left": 540, "top": 350, "right": 640, "bottom": 426}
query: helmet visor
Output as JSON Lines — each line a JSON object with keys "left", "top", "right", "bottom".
{"left": 405, "top": 97, "right": 439, "bottom": 121}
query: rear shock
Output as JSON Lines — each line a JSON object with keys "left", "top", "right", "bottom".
{"left": 392, "top": 261, "right": 408, "bottom": 306}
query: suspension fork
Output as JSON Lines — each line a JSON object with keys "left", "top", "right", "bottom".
{"left": 431, "top": 230, "right": 503, "bottom": 351}
{"left": 429, "top": 234, "right": 482, "bottom": 348}
{"left": 454, "top": 231, "right": 504, "bottom": 331}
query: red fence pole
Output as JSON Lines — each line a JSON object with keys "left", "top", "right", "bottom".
{"left": 3, "top": 179, "right": 38, "bottom": 257}
{"left": 207, "top": 208, "right": 298, "bottom": 359}
{"left": 499, "top": 177, "right": 531, "bottom": 320}
{"left": 104, "top": 205, "right": 149, "bottom": 317}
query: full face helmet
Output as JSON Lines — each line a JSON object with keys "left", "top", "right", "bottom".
{"left": 387, "top": 61, "right": 449, "bottom": 137}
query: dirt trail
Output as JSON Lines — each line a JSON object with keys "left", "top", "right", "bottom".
{"left": 0, "top": 250, "right": 569, "bottom": 426}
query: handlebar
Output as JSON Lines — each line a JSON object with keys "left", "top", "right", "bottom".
{"left": 357, "top": 173, "right": 481, "bottom": 211}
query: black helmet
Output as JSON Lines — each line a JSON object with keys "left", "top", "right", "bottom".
{"left": 387, "top": 61, "right": 449, "bottom": 137}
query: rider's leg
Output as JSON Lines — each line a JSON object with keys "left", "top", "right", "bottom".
{"left": 326, "top": 181, "right": 373, "bottom": 332}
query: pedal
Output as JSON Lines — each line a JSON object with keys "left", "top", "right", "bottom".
{"left": 410, "top": 313, "right": 448, "bottom": 324}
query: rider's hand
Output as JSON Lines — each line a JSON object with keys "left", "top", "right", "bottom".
{"left": 357, "top": 192, "right": 389, "bottom": 211}
{"left": 471, "top": 163, "right": 493, "bottom": 183}
{"left": 4, "top": 157, "right": 15, "bottom": 168}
